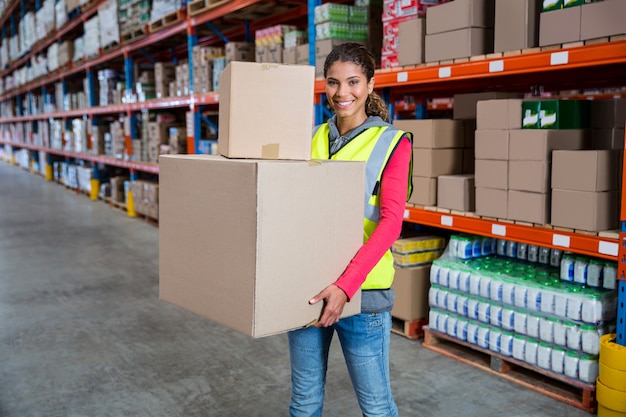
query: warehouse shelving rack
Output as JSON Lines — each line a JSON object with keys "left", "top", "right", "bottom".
{"left": 0, "top": 0, "right": 625, "bottom": 345}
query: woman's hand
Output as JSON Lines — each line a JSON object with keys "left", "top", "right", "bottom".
{"left": 308, "top": 284, "right": 348, "bottom": 327}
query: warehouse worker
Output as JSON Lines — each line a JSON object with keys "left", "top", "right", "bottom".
{"left": 288, "top": 42, "right": 413, "bottom": 417}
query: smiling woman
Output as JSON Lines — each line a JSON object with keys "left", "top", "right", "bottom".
{"left": 287, "top": 42, "right": 414, "bottom": 417}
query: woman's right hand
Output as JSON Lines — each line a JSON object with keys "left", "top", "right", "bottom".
{"left": 308, "top": 284, "right": 348, "bottom": 327}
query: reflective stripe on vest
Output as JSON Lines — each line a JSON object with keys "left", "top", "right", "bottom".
{"left": 363, "top": 127, "right": 399, "bottom": 223}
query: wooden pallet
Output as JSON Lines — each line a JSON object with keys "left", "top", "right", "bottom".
{"left": 422, "top": 327, "right": 597, "bottom": 413}
{"left": 149, "top": 9, "right": 185, "bottom": 33}
{"left": 391, "top": 317, "right": 427, "bottom": 340}
{"left": 121, "top": 27, "right": 148, "bottom": 43}
{"left": 188, "top": 0, "right": 230, "bottom": 16}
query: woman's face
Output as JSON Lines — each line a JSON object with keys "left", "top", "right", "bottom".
{"left": 325, "top": 60, "right": 374, "bottom": 124}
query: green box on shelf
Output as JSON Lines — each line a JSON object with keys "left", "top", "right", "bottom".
{"left": 314, "top": 3, "right": 350, "bottom": 24}
{"left": 522, "top": 101, "right": 541, "bottom": 129}
{"left": 542, "top": 0, "right": 563, "bottom": 11}
{"left": 563, "top": 0, "right": 584, "bottom": 7}
{"left": 349, "top": 6, "right": 369, "bottom": 24}
{"left": 539, "top": 100, "right": 590, "bottom": 129}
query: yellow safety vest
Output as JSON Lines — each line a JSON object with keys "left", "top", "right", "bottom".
{"left": 311, "top": 123, "right": 412, "bottom": 290}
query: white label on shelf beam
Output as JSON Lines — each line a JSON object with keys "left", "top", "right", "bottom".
{"left": 489, "top": 60, "right": 504, "bottom": 73}
{"left": 404, "top": 209, "right": 409, "bottom": 219}
{"left": 550, "top": 51, "right": 569, "bottom": 66}
{"left": 552, "top": 234, "right": 571, "bottom": 248}
{"left": 397, "top": 72, "right": 408, "bottom": 83}
{"left": 441, "top": 215, "right": 453, "bottom": 226}
{"left": 438, "top": 67, "right": 451, "bottom": 78}
{"left": 598, "top": 241, "right": 619, "bottom": 257}
{"left": 492, "top": 224, "right": 507, "bottom": 236}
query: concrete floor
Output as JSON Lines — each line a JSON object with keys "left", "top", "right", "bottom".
{"left": 0, "top": 161, "right": 591, "bottom": 417}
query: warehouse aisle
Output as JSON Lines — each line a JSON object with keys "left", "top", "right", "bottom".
{"left": 0, "top": 162, "right": 589, "bottom": 417}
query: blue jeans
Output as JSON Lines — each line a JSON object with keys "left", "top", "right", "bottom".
{"left": 288, "top": 312, "right": 398, "bottom": 417}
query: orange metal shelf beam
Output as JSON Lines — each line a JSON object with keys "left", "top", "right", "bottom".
{"left": 190, "top": 0, "right": 264, "bottom": 27}
{"left": 404, "top": 207, "right": 619, "bottom": 261}
{"left": 0, "top": 140, "right": 159, "bottom": 174}
{"left": 314, "top": 41, "right": 626, "bottom": 93}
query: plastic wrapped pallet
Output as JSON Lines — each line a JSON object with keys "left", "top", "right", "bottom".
{"left": 0, "top": 40, "right": 8, "bottom": 68}
{"left": 150, "top": 0, "right": 180, "bottom": 24}
{"left": 9, "top": 34, "right": 19, "bottom": 61}
{"left": 36, "top": 1, "right": 55, "bottom": 43}
{"left": 19, "top": 12, "right": 35, "bottom": 55}
{"left": 47, "top": 43, "right": 59, "bottom": 72}
{"left": 55, "top": 0, "right": 67, "bottom": 29}
{"left": 98, "top": 0, "right": 119, "bottom": 49}
{"left": 73, "top": 36, "right": 84, "bottom": 62}
{"left": 84, "top": 15, "right": 100, "bottom": 58}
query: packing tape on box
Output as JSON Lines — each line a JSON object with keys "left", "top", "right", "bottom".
{"left": 597, "top": 378, "right": 626, "bottom": 413}
{"left": 600, "top": 362, "right": 626, "bottom": 390}
{"left": 262, "top": 144, "right": 280, "bottom": 159}
{"left": 601, "top": 334, "right": 626, "bottom": 371}
{"left": 598, "top": 404, "right": 626, "bottom": 417}
{"left": 261, "top": 63, "right": 280, "bottom": 71}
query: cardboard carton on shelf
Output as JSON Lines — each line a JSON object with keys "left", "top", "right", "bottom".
{"left": 493, "top": 0, "right": 540, "bottom": 53}
{"left": 409, "top": 176, "right": 437, "bottom": 206}
{"left": 539, "top": 6, "right": 581, "bottom": 46}
{"left": 508, "top": 129, "right": 590, "bottom": 161}
{"left": 393, "top": 119, "right": 464, "bottom": 149}
{"left": 397, "top": 17, "right": 425, "bottom": 66}
{"left": 580, "top": 0, "right": 626, "bottom": 41}
{"left": 412, "top": 148, "right": 464, "bottom": 177}
{"left": 159, "top": 155, "right": 364, "bottom": 338}
{"left": 474, "top": 129, "right": 510, "bottom": 160}
{"left": 475, "top": 159, "right": 508, "bottom": 189}
{"left": 507, "top": 190, "right": 550, "bottom": 225}
{"left": 476, "top": 99, "right": 523, "bottom": 130}
{"left": 437, "top": 174, "right": 475, "bottom": 212}
{"left": 552, "top": 150, "right": 621, "bottom": 192}
{"left": 391, "top": 264, "right": 432, "bottom": 322}
{"left": 426, "top": 0, "right": 495, "bottom": 35}
{"left": 508, "top": 160, "right": 551, "bottom": 193}
{"left": 425, "top": 27, "right": 494, "bottom": 62}
{"left": 551, "top": 189, "right": 619, "bottom": 232}
{"left": 475, "top": 187, "right": 507, "bottom": 218}
{"left": 218, "top": 61, "right": 315, "bottom": 160}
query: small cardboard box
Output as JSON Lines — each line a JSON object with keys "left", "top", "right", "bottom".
{"left": 508, "top": 190, "right": 550, "bottom": 225}
{"left": 398, "top": 17, "right": 425, "bottom": 66}
{"left": 494, "top": 0, "right": 540, "bottom": 53}
{"left": 580, "top": 0, "right": 626, "bottom": 40}
{"left": 296, "top": 44, "right": 310, "bottom": 65}
{"left": 426, "top": 0, "right": 495, "bottom": 35}
{"left": 218, "top": 61, "right": 314, "bottom": 160}
{"left": 539, "top": 6, "right": 581, "bottom": 46}
{"left": 476, "top": 99, "right": 523, "bottom": 130}
{"left": 590, "top": 99, "right": 626, "bottom": 129}
{"left": 225, "top": 42, "right": 255, "bottom": 63}
{"left": 508, "top": 129, "right": 590, "bottom": 161}
{"left": 475, "top": 187, "right": 508, "bottom": 218}
{"left": 437, "top": 174, "right": 475, "bottom": 211}
{"left": 592, "top": 128, "right": 625, "bottom": 150}
{"left": 552, "top": 150, "right": 621, "bottom": 192}
{"left": 509, "top": 160, "right": 551, "bottom": 193}
{"left": 475, "top": 159, "right": 508, "bottom": 189}
{"left": 159, "top": 155, "right": 364, "bottom": 338}
{"left": 475, "top": 129, "right": 509, "bottom": 160}
{"left": 391, "top": 265, "right": 431, "bottom": 321}
{"left": 409, "top": 176, "right": 437, "bottom": 206}
{"left": 454, "top": 92, "right": 523, "bottom": 120}
{"left": 551, "top": 189, "right": 619, "bottom": 231}
{"left": 393, "top": 119, "right": 464, "bottom": 149}
{"left": 412, "top": 148, "right": 463, "bottom": 177}
{"left": 425, "top": 28, "right": 494, "bottom": 62}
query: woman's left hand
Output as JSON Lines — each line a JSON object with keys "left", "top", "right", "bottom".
{"left": 308, "top": 284, "right": 348, "bottom": 327}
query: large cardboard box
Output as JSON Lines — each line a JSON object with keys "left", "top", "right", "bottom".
{"left": 398, "top": 17, "right": 425, "bottom": 66}
{"left": 425, "top": 28, "right": 493, "bottom": 62}
{"left": 551, "top": 189, "right": 619, "bottom": 231}
{"left": 454, "top": 92, "right": 523, "bottom": 120}
{"left": 592, "top": 129, "right": 625, "bottom": 150}
{"left": 391, "top": 265, "right": 431, "bottom": 321}
{"left": 437, "top": 174, "right": 475, "bottom": 211}
{"left": 475, "top": 159, "right": 508, "bottom": 189}
{"left": 475, "top": 187, "right": 508, "bottom": 218}
{"left": 426, "top": 0, "right": 495, "bottom": 34}
{"left": 218, "top": 62, "right": 314, "bottom": 160}
{"left": 590, "top": 99, "right": 626, "bottom": 129}
{"left": 494, "top": 0, "right": 540, "bottom": 53}
{"left": 580, "top": 0, "right": 626, "bottom": 40}
{"left": 393, "top": 119, "right": 464, "bottom": 148}
{"left": 552, "top": 150, "right": 621, "bottom": 192}
{"left": 475, "top": 129, "right": 509, "bottom": 160}
{"left": 159, "top": 155, "right": 364, "bottom": 338}
{"left": 409, "top": 176, "right": 437, "bottom": 206}
{"left": 508, "top": 190, "right": 550, "bottom": 224}
{"left": 476, "top": 99, "right": 523, "bottom": 130}
{"left": 412, "top": 148, "right": 463, "bottom": 177}
{"left": 508, "top": 129, "right": 590, "bottom": 161}
{"left": 539, "top": 6, "right": 581, "bottom": 46}
{"left": 508, "top": 160, "right": 551, "bottom": 193}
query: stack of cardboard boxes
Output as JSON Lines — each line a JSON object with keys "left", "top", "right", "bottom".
{"left": 425, "top": 0, "right": 495, "bottom": 62}
{"left": 255, "top": 24, "right": 298, "bottom": 64}
{"left": 155, "top": 62, "right": 176, "bottom": 99}
{"left": 393, "top": 119, "right": 465, "bottom": 207}
{"left": 129, "top": 180, "right": 159, "bottom": 220}
{"left": 540, "top": 0, "right": 626, "bottom": 47}
{"left": 191, "top": 45, "right": 223, "bottom": 95}
{"left": 159, "top": 61, "right": 366, "bottom": 337}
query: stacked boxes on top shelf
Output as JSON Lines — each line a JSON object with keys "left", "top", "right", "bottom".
{"left": 493, "top": 0, "right": 540, "bottom": 53}
{"left": 191, "top": 46, "right": 224, "bottom": 95}
{"left": 255, "top": 24, "right": 299, "bottom": 64}
{"left": 119, "top": 0, "right": 152, "bottom": 38}
{"left": 382, "top": 0, "right": 450, "bottom": 68}
{"left": 540, "top": 0, "right": 626, "bottom": 46}
{"left": 425, "top": 0, "right": 495, "bottom": 62}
